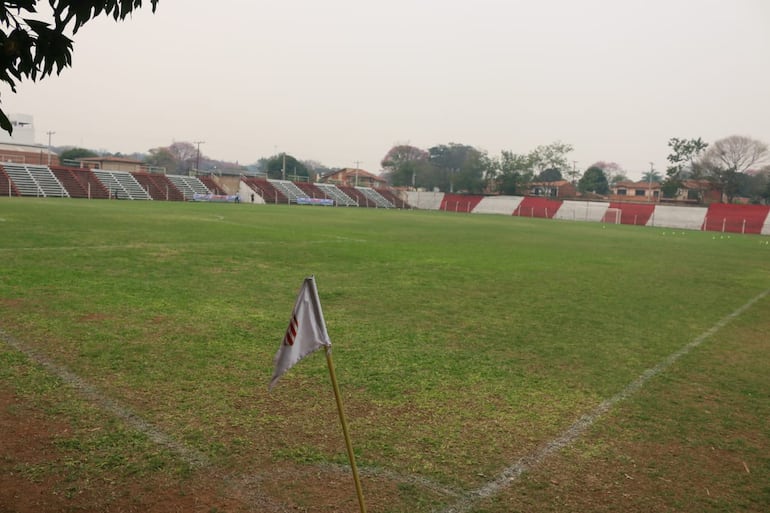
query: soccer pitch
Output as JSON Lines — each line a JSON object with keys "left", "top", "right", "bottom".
{"left": 1, "top": 199, "right": 769, "bottom": 512}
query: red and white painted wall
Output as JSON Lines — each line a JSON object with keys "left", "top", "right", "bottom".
{"left": 405, "top": 191, "right": 770, "bottom": 236}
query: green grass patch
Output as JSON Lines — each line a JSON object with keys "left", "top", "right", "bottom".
{"left": 1, "top": 198, "right": 769, "bottom": 511}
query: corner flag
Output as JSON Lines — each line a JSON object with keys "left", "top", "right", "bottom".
{"left": 270, "top": 276, "right": 331, "bottom": 390}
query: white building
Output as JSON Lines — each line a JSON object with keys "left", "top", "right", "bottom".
{"left": 0, "top": 113, "right": 36, "bottom": 145}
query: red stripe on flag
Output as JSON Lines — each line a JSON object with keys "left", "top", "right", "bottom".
{"left": 283, "top": 314, "right": 298, "bottom": 346}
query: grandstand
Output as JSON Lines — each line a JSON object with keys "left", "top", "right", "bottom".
{"left": 3, "top": 166, "right": 767, "bottom": 235}
{"left": 242, "top": 178, "right": 289, "bottom": 204}
{"left": 269, "top": 179, "right": 307, "bottom": 203}
{"left": 52, "top": 166, "right": 111, "bottom": 199}
{"left": 294, "top": 181, "right": 329, "bottom": 200}
{"left": 0, "top": 163, "right": 69, "bottom": 198}
{"left": 91, "top": 170, "right": 151, "bottom": 200}
{"left": 356, "top": 186, "right": 394, "bottom": 208}
{"left": 198, "top": 176, "right": 226, "bottom": 195}
{"left": 315, "top": 183, "right": 357, "bottom": 206}
{"left": 132, "top": 172, "right": 185, "bottom": 201}
{"left": 165, "top": 175, "right": 211, "bottom": 200}
{"left": 375, "top": 187, "right": 409, "bottom": 208}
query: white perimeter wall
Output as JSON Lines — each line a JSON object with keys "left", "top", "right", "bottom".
{"left": 647, "top": 205, "right": 706, "bottom": 230}
{"left": 239, "top": 182, "right": 266, "bottom": 204}
{"left": 554, "top": 200, "right": 610, "bottom": 222}
{"left": 473, "top": 195, "right": 524, "bottom": 215}
{"left": 405, "top": 190, "right": 444, "bottom": 210}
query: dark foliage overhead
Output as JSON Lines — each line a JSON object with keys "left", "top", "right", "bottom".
{"left": 0, "top": 0, "right": 159, "bottom": 133}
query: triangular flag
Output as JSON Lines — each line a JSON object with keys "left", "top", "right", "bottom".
{"left": 270, "top": 276, "right": 331, "bottom": 389}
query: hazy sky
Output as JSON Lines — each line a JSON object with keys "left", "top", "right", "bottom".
{"left": 7, "top": 0, "right": 770, "bottom": 178}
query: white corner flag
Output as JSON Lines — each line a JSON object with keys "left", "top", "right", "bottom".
{"left": 270, "top": 276, "right": 331, "bottom": 390}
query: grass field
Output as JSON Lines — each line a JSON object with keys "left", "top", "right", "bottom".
{"left": 1, "top": 198, "right": 769, "bottom": 512}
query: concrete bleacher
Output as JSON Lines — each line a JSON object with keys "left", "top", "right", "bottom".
{"left": 269, "top": 179, "right": 307, "bottom": 203}
{"left": 92, "top": 170, "right": 151, "bottom": 200}
{"left": 51, "top": 166, "right": 111, "bottom": 199}
{"left": 0, "top": 167, "right": 19, "bottom": 196}
{"left": 356, "top": 186, "right": 394, "bottom": 208}
{"left": 375, "top": 188, "right": 410, "bottom": 208}
{"left": 337, "top": 185, "right": 372, "bottom": 206}
{"left": 315, "top": 183, "right": 357, "bottom": 206}
{"left": 513, "top": 197, "right": 562, "bottom": 218}
{"left": 553, "top": 200, "right": 610, "bottom": 222}
{"left": 1, "top": 163, "right": 69, "bottom": 198}
{"left": 473, "top": 195, "right": 524, "bottom": 215}
{"left": 239, "top": 180, "right": 265, "bottom": 204}
{"left": 646, "top": 205, "right": 707, "bottom": 230}
{"left": 243, "top": 178, "right": 289, "bottom": 204}
{"left": 198, "top": 176, "right": 226, "bottom": 195}
{"left": 50, "top": 166, "right": 87, "bottom": 198}
{"left": 166, "top": 174, "right": 210, "bottom": 200}
{"left": 294, "top": 181, "right": 328, "bottom": 200}
{"left": 132, "top": 172, "right": 185, "bottom": 201}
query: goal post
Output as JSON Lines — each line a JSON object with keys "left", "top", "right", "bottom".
{"left": 602, "top": 207, "right": 622, "bottom": 225}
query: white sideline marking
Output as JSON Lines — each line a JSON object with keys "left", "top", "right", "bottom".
{"left": 440, "top": 288, "right": 769, "bottom": 513}
{"left": 0, "top": 328, "right": 209, "bottom": 468}
{"left": 0, "top": 238, "right": 364, "bottom": 253}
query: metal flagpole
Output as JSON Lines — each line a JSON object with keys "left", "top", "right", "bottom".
{"left": 324, "top": 345, "right": 367, "bottom": 513}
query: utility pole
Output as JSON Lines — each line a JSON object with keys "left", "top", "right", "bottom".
{"left": 46, "top": 131, "right": 55, "bottom": 165}
{"left": 282, "top": 153, "right": 286, "bottom": 180}
{"left": 193, "top": 140, "right": 205, "bottom": 174}
{"left": 353, "top": 160, "right": 362, "bottom": 187}
{"left": 649, "top": 162, "right": 654, "bottom": 203}
{"left": 572, "top": 160, "right": 578, "bottom": 184}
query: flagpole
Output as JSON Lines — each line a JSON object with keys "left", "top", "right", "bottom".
{"left": 325, "top": 345, "right": 367, "bottom": 513}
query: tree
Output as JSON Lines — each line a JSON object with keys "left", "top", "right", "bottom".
{"left": 641, "top": 170, "right": 663, "bottom": 183}
{"left": 698, "top": 135, "right": 769, "bottom": 202}
{"left": 144, "top": 141, "right": 202, "bottom": 173}
{"left": 265, "top": 153, "right": 309, "bottom": 180}
{"left": 380, "top": 144, "right": 429, "bottom": 187}
{"left": 590, "top": 161, "right": 627, "bottom": 185}
{"left": 428, "top": 143, "right": 489, "bottom": 193}
{"left": 536, "top": 168, "right": 562, "bottom": 182}
{"left": 735, "top": 169, "right": 770, "bottom": 204}
{"left": 666, "top": 137, "right": 709, "bottom": 180}
{"left": 168, "top": 141, "right": 198, "bottom": 171}
{"left": 495, "top": 151, "right": 533, "bottom": 195}
{"left": 578, "top": 166, "right": 609, "bottom": 194}
{"left": 59, "top": 147, "right": 97, "bottom": 162}
{"left": 302, "top": 160, "right": 333, "bottom": 182}
{"left": 663, "top": 137, "right": 709, "bottom": 200}
{"left": 529, "top": 141, "right": 574, "bottom": 176}
{"left": 0, "top": 0, "right": 159, "bottom": 134}
{"left": 145, "top": 146, "right": 176, "bottom": 171}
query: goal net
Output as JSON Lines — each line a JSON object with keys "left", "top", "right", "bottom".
{"left": 601, "top": 208, "right": 622, "bottom": 224}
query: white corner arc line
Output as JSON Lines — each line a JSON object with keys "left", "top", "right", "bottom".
{"left": 0, "top": 328, "right": 209, "bottom": 468}
{"left": 440, "top": 288, "right": 769, "bottom": 513}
